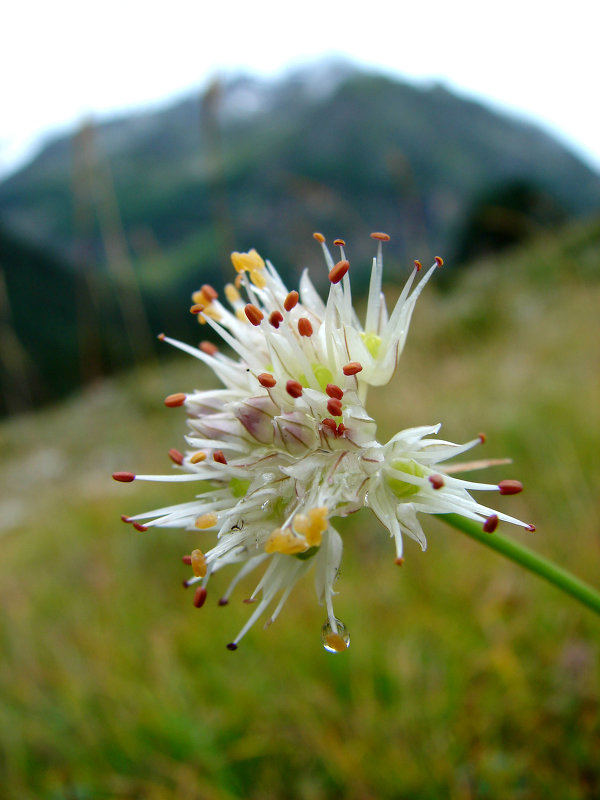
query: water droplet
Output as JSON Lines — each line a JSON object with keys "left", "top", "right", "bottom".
{"left": 261, "top": 500, "right": 272, "bottom": 512}
{"left": 321, "top": 618, "right": 350, "bottom": 653}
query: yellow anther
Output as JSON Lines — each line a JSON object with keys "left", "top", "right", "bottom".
{"left": 264, "top": 528, "right": 308, "bottom": 555}
{"left": 293, "top": 506, "right": 328, "bottom": 547}
{"left": 190, "top": 549, "right": 207, "bottom": 577}
{"left": 324, "top": 632, "right": 348, "bottom": 652}
{"left": 190, "top": 451, "right": 207, "bottom": 464}
{"left": 231, "top": 248, "right": 265, "bottom": 274}
{"left": 249, "top": 268, "right": 267, "bottom": 289}
{"left": 192, "top": 289, "right": 206, "bottom": 305}
{"left": 195, "top": 512, "right": 218, "bottom": 529}
{"left": 196, "top": 305, "right": 221, "bottom": 324}
{"left": 225, "top": 283, "right": 241, "bottom": 304}
{"left": 235, "top": 308, "right": 248, "bottom": 322}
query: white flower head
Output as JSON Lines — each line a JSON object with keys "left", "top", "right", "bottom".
{"left": 114, "top": 232, "right": 534, "bottom": 652}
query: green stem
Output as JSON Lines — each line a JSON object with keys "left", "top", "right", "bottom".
{"left": 439, "top": 513, "right": 600, "bottom": 616}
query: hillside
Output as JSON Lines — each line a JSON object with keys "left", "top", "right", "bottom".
{"left": 1, "top": 223, "right": 598, "bottom": 798}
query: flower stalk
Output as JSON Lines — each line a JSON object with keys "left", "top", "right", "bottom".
{"left": 441, "top": 514, "right": 600, "bottom": 615}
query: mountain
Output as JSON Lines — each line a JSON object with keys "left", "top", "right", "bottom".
{"left": 0, "top": 59, "right": 599, "bottom": 415}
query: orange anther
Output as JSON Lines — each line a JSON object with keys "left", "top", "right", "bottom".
{"left": 258, "top": 373, "right": 276, "bottom": 388}
{"left": 342, "top": 362, "right": 363, "bottom": 376}
{"left": 286, "top": 380, "right": 303, "bottom": 398}
{"left": 313, "top": 232, "right": 326, "bottom": 243}
{"left": 244, "top": 304, "right": 264, "bottom": 326}
{"left": 284, "top": 291, "right": 299, "bottom": 311}
{"left": 165, "top": 392, "right": 186, "bottom": 407}
{"left": 370, "top": 232, "right": 390, "bottom": 241}
{"left": 298, "top": 317, "right": 313, "bottom": 337}
{"left": 328, "top": 260, "right": 349, "bottom": 284}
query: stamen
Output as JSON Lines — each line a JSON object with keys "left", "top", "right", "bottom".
{"left": 226, "top": 642, "right": 238, "bottom": 651}
{"left": 370, "top": 232, "right": 391, "bottom": 241}
{"left": 428, "top": 474, "right": 444, "bottom": 490}
{"left": 434, "top": 256, "right": 444, "bottom": 267}
{"left": 326, "top": 384, "right": 343, "bottom": 400}
{"left": 342, "top": 362, "right": 363, "bottom": 376}
{"left": 327, "top": 398, "right": 343, "bottom": 417}
{"left": 298, "top": 317, "right": 313, "bottom": 337}
{"left": 313, "top": 232, "right": 326, "bottom": 243}
{"left": 225, "top": 283, "right": 241, "bottom": 304}
{"left": 201, "top": 284, "right": 218, "bottom": 301}
{"left": 321, "top": 418, "right": 338, "bottom": 432}
{"left": 190, "top": 452, "right": 207, "bottom": 464}
{"left": 265, "top": 528, "right": 308, "bottom": 554}
{"left": 478, "top": 432, "right": 486, "bottom": 444}
{"left": 193, "top": 586, "right": 208, "bottom": 608}
{"left": 157, "top": 333, "right": 166, "bottom": 341}
{"left": 218, "top": 597, "right": 229, "bottom": 606}
{"left": 191, "top": 549, "right": 207, "bottom": 576}
{"left": 182, "top": 554, "right": 192, "bottom": 565}
{"left": 284, "top": 291, "right": 299, "bottom": 311}
{"left": 498, "top": 480, "right": 523, "bottom": 495}
{"left": 213, "top": 450, "right": 227, "bottom": 464}
{"left": 132, "top": 522, "right": 148, "bottom": 532}
{"left": 395, "top": 557, "right": 404, "bottom": 566}
{"left": 165, "top": 393, "right": 186, "bottom": 407}
{"left": 483, "top": 514, "right": 499, "bottom": 533}
{"left": 120, "top": 515, "right": 131, "bottom": 523}
{"left": 269, "top": 310, "right": 283, "bottom": 328}
{"left": 258, "top": 373, "right": 276, "bottom": 388}
{"left": 195, "top": 513, "right": 217, "bottom": 529}
{"left": 244, "top": 304, "right": 264, "bottom": 326}
{"left": 293, "top": 506, "right": 328, "bottom": 547}
{"left": 526, "top": 524, "right": 536, "bottom": 532}
{"left": 190, "top": 303, "right": 204, "bottom": 315}
{"left": 333, "top": 238, "right": 346, "bottom": 247}
{"left": 168, "top": 448, "right": 184, "bottom": 465}
{"left": 328, "top": 260, "right": 349, "bottom": 284}
{"left": 113, "top": 472, "right": 135, "bottom": 482}
{"left": 199, "top": 341, "right": 218, "bottom": 356}
{"left": 413, "top": 259, "right": 422, "bottom": 272}
{"left": 286, "top": 380, "right": 303, "bottom": 398}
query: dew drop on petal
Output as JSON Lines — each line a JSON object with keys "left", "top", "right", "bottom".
{"left": 321, "top": 618, "right": 350, "bottom": 653}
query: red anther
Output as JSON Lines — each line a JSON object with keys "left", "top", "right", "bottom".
{"left": 243, "top": 597, "right": 256, "bottom": 604}
{"left": 284, "top": 291, "right": 299, "bottom": 311}
{"left": 157, "top": 333, "right": 166, "bottom": 341}
{"left": 478, "top": 432, "right": 486, "bottom": 444}
{"left": 434, "top": 256, "right": 444, "bottom": 267}
{"left": 193, "top": 586, "right": 208, "bottom": 608}
{"left": 298, "top": 317, "right": 313, "bottom": 337}
{"left": 429, "top": 474, "right": 445, "bottom": 490}
{"left": 218, "top": 597, "right": 229, "bottom": 606}
{"left": 213, "top": 450, "right": 227, "bottom": 464}
{"left": 258, "top": 372, "right": 276, "bottom": 388}
{"left": 322, "top": 418, "right": 338, "bottom": 432}
{"left": 269, "top": 310, "right": 283, "bottom": 328}
{"left": 182, "top": 554, "right": 192, "bottom": 565}
{"left": 168, "top": 448, "right": 184, "bottom": 465}
{"left": 328, "top": 259, "right": 350, "bottom": 284}
{"left": 526, "top": 524, "right": 536, "bottom": 532}
{"left": 244, "top": 303, "right": 264, "bottom": 326}
{"left": 201, "top": 284, "right": 218, "bottom": 301}
{"left": 120, "top": 514, "right": 131, "bottom": 523}
{"left": 226, "top": 642, "right": 238, "bottom": 651}
{"left": 326, "top": 383, "right": 343, "bottom": 400}
{"left": 370, "top": 232, "right": 391, "bottom": 241}
{"left": 413, "top": 259, "right": 422, "bottom": 271}
{"left": 333, "top": 238, "right": 346, "bottom": 246}
{"left": 200, "top": 340, "right": 219, "bottom": 356}
{"left": 336, "top": 423, "right": 347, "bottom": 437}
{"left": 343, "top": 361, "right": 363, "bottom": 376}
{"left": 132, "top": 522, "right": 148, "bottom": 532}
{"left": 182, "top": 580, "right": 191, "bottom": 589}
{"left": 165, "top": 392, "right": 186, "bottom": 407}
{"left": 190, "top": 303, "right": 205, "bottom": 314}
{"left": 498, "top": 480, "right": 523, "bottom": 495}
{"left": 113, "top": 471, "right": 135, "bottom": 482}
{"left": 313, "top": 232, "right": 326, "bottom": 243}
{"left": 286, "top": 380, "right": 303, "bottom": 398}
{"left": 327, "top": 398, "right": 343, "bottom": 417}
{"left": 483, "top": 514, "right": 499, "bottom": 533}
{"left": 395, "top": 557, "right": 405, "bottom": 566}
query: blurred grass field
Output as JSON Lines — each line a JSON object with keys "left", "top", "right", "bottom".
{"left": 1, "top": 222, "right": 599, "bottom": 799}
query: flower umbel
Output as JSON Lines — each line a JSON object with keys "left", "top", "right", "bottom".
{"left": 114, "top": 232, "right": 534, "bottom": 652}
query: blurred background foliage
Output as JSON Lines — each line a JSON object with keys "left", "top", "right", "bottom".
{"left": 0, "top": 59, "right": 599, "bottom": 798}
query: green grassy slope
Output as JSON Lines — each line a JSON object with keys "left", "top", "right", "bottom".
{"left": 0, "top": 226, "right": 599, "bottom": 799}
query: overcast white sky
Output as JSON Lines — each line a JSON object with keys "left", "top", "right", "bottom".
{"left": 2, "top": 0, "right": 599, "bottom": 179}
